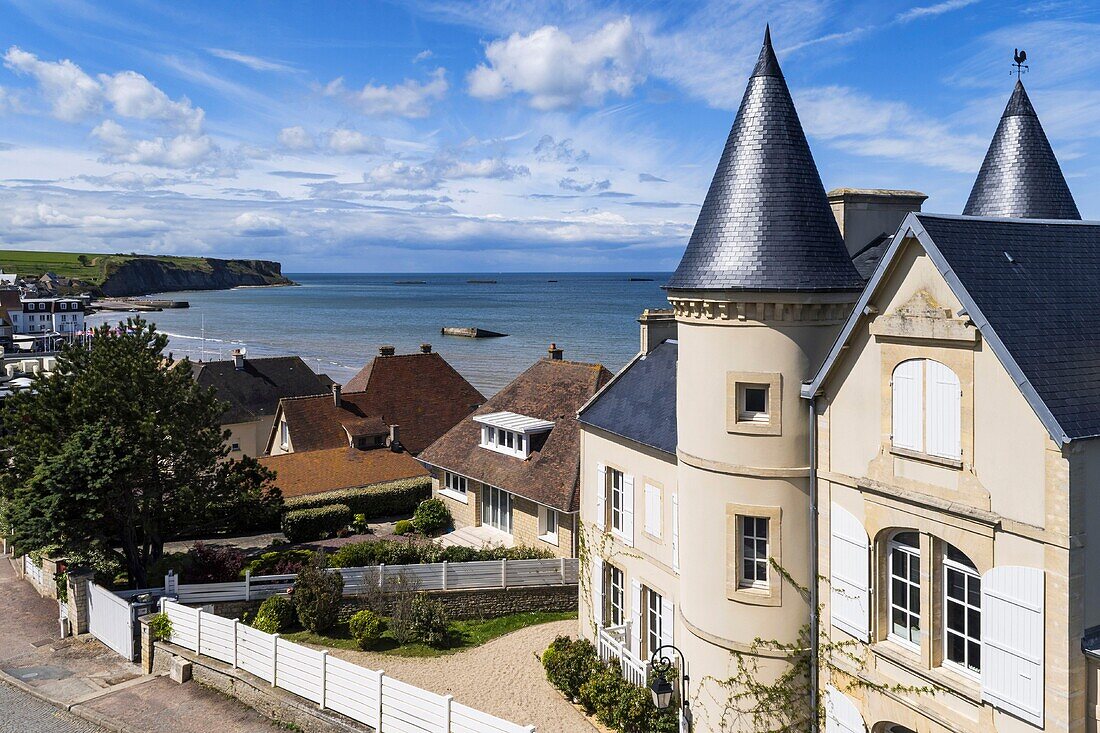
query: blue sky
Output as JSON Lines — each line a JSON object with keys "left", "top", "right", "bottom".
{"left": 0, "top": 0, "right": 1097, "bottom": 272}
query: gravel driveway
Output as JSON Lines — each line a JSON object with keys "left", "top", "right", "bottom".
{"left": 321, "top": 619, "right": 597, "bottom": 733}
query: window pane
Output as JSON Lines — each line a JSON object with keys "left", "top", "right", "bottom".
{"left": 892, "top": 578, "right": 906, "bottom": 603}
{"left": 744, "top": 387, "right": 767, "bottom": 413}
{"left": 947, "top": 570, "right": 965, "bottom": 600}
{"left": 891, "top": 608, "right": 907, "bottom": 637}
{"left": 968, "top": 578, "right": 981, "bottom": 607}
{"left": 968, "top": 641, "right": 981, "bottom": 671}
{"left": 947, "top": 632, "right": 964, "bottom": 663}
{"left": 947, "top": 599, "right": 964, "bottom": 629}
{"left": 743, "top": 559, "right": 754, "bottom": 580}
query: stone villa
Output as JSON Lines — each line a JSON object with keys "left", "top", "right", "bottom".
{"left": 577, "top": 26, "right": 1100, "bottom": 733}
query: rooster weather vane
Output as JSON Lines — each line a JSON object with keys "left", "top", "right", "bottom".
{"left": 1013, "top": 48, "right": 1029, "bottom": 80}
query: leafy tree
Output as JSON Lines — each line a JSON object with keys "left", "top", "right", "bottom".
{"left": 0, "top": 318, "right": 279, "bottom": 587}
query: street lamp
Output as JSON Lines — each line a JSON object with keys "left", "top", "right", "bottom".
{"left": 649, "top": 644, "right": 688, "bottom": 711}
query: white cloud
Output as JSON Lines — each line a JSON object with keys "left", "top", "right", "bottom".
{"left": 442, "top": 157, "right": 529, "bottom": 180}
{"left": 467, "top": 18, "right": 647, "bottom": 110}
{"left": 99, "top": 70, "right": 203, "bottom": 132}
{"left": 78, "top": 171, "right": 184, "bottom": 189}
{"left": 206, "top": 48, "right": 296, "bottom": 73}
{"left": 413, "top": 50, "right": 433, "bottom": 63}
{"left": 533, "top": 134, "right": 589, "bottom": 163}
{"left": 896, "top": 0, "right": 980, "bottom": 24}
{"left": 559, "top": 177, "right": 610, "bottom": 192}
{"left": 363, "top": 160, "right": 440, "bottom": 190}
{"left": 92, "top": 119, "right": 216, "bottom": 169}
{"left": 4, "top": 46, "right": 101, "bottom": 122}
{"left": 10, "top": 202, "right": 167, "bottom": 235}
{"left": 638, "top": 172, "right": 667, "bottom": 183}
{"left": 0, "top": 86, "right": 20, "bottom": 114}
{"left": 325, "top": 68, "right": 448, "bottom": 118}
{"left": 327, "top": 129, "right": 385, "bottom": 155}
{"left": 233, "top": 212, "right": 287, "bottom": 236}
{"left": 278, "top": 125, "right": 315, "bottom": 150}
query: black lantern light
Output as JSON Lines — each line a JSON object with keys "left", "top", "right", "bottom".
{"left": 649, "top": 644, "right": 688, "bottom": 711}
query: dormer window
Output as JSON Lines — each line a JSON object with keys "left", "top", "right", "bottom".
{"left": 475, "top": 411, "right": 554, "bottom": 459}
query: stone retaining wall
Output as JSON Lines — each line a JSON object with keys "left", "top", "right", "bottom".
{"left": 210, "top": 583, "right": 578, "bottom": 622}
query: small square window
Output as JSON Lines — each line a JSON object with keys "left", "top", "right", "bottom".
{"left": 738, "top": 384, "right": 769, "bottom": 423}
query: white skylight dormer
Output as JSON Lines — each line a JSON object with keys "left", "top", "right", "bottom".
{"left": 474, "top": 411, "right": 555, "bottom": 459}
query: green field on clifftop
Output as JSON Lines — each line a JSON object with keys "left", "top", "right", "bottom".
{"left": 0, "top": 250, "right": 211, "bottom": 287}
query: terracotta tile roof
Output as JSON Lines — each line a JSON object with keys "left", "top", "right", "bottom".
{"left": 276, "top": 351, "right": 484, "bottom": 455}
{"left": 258, "top": 446, "right": 428, "bottom": 499}
{"left": 191, "top": 356, "right": 331, "bottom": 424}
{"left": 418, "top": 358, "right": 613, "bottom": 513}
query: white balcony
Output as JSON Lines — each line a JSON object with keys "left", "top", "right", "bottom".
{"left": 596, "top": 622, "right": 651, "bottom": 688}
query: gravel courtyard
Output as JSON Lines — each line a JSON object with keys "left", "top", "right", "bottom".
{"left": 320, "top": 619, "right": 598, "bottom": 733}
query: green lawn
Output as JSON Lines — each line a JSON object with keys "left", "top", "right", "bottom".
{"left": 0, "top": 249, "right": 214, "bottom": 286}
{"left": 283, "top": 610, "right": 577, "bottom": 658}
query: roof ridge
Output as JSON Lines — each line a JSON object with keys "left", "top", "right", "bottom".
{"left": 918, "top": 211, "right": 1100, "bottom": 226}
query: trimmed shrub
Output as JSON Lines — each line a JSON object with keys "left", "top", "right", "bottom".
{"left": 281, "top": 504, "right": 352, "bottom": 543}
{"left": 242, "top": 549, "right": 315, "bottom": 577}
{"left": 348, "top": 609, "right": 384, "bottom": 650}
{"left": 292, "top": 554, "right": 344, "bottom": 632}
{"left": 187, "top": 542, "right": 246, "bottom": 583}
{"left": 252, "top": 594, "right": 295, "bottom": 633}
{"left": 410, "top": 594, "right": 449, "bottom": 647}
{"left": 327, "top": 538, "right": 552, "bottom": 568}
{"left": 411, "top": 498, "right": 451, "bottom": 535}
{"left": 394, "top": 519, "right": 413, "bottom": 536}
{"left": 542, "top": 636, "right": 599, "bottom": 703}
{"left": 147, "top": 612, "right": 173, "bottom": 642}
{"left": 283, "top": 477, "right": 431, "bottom": 519}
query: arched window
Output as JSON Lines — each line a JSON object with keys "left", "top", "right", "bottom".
{"left": 891, "top": 359, "right": 961, "bottom": 460}
{"left": 888, "top": 531, "right": 920, "bottom": 648}
{"left": 943, "top": 543, "right": 981, "bottom": 675}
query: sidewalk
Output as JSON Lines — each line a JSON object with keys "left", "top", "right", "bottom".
{"left": 0, "top": 555, "right": 282, "bottom": 732}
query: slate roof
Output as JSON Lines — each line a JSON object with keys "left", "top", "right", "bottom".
{"left": 963, "top": 81, "right": 1080, "bottom": 220}
{"left": 806, "top": 212, "right": 1100, "bottom": 443}
{"left": 850, "top": 233, "right": 892, "bottom": 280}
{"left": 578, "top": 340, "right": 678, "bottom": 456}
{"left": 665, "top": 27, "right": 863, "bottom": 292}
{"left": 274, "top": 351, "right": 484, "bottom": 455}
{"left": 418, "top": 358, "right": 613, "bottom": 513}
{"left": 191, "top": 356, "right": 330, "bottom": 424}
{"left": 258, "top": 446, "right": 427, "bottom": 499}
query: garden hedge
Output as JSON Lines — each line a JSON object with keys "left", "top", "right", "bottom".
{"left": 281, "top": 504, "right": 352, "bottom": 543}
{"left": 283, "top": 477, "right": 431, "bottom": 519}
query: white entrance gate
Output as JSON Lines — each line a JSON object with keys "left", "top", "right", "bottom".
{"left": 87, "top": 582, "right": 135, "bottom": 661}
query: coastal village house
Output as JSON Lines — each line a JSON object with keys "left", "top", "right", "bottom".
{"left": 9, "top": 296, "right": 86, "bottom": 336}
{"left": 418, "top": 345, "right": 612, "bottom": 559}
{"left": 265, "top": 344, "right": 483, "bottom": 457}
{"left": 803, "top": 81, "right": 1099, "bottom": 733}
{"left": 578, "top": 27, "right": 1100, "bottom": 733}
{"left": 191, "top": 349, "right": 331, "bottom": 457}
{"left": 257, "top": 444, "right": 427, "bottom": 503}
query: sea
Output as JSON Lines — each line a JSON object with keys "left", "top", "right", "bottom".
{"left": 86, "top": 273, "right": 672, "bottom": 396}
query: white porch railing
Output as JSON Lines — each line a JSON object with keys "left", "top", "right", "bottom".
{"left": 596, "top": 623, "right": 650, "bottom": 688}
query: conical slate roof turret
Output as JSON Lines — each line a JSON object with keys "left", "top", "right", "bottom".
{"left": 666, "top": 27, "right": 862, "bottom": 292}
{"left": 963, "top": 80, "right": 1080, "bottom": 219}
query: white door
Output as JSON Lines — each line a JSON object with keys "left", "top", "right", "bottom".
{"left": 87, "top": 582, "right": 135, "bottom": 661}
{"left": 481, "top": 485, "right": 513, "bottom": 534}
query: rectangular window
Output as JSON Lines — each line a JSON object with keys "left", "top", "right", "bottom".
{"left": 539, "top": 506, "right": 559, "bottom": 544}
{"left": 607, "top": 565, "right": 624, "bottom": 626}
{"left": 740, "top": 516, "right": 769, "bottom": 588}
{"left": 738, "top": 384, "right": 770, "bottom": 423}
{"left": 644, "top": 483, "right": 662, "bottom": 538}
{"left": 888, "top": 533, "right": 921, "bottom": 649}
{"left": 279, "top": 421, "right": 289, "bottom": 450}
{"left": 609, "top": 468, "right": 624, "bottom": 533}
{"left": 504, "top": 430, "right": 514, "bottom": 449}
{"left": 443, "top": 472, "right": 467, "bottom": 495}
{"left": 645, "top": 587, "right": 662, "bottom": 656}
{"left": 487, "top": 426, "right": 496, "bottom": 445}
{"left": 944, "top": 553, "right": 981, "bottom": 675}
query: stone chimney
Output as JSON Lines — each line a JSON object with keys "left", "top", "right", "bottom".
{"left": 827, "top": 188, "right": 927, "bottom": 259}
{"left": 420, "top": 343, "right": 432, "bottom": 354}
{"left": 379, "top": 345, "right": 396, "bottom": 357}
{"left": 638, "top": 308, "right": 677, "bottom": 354}
{"left": 331, "top": 383, "right": 341, "bottom": 407}
{"left": 548, "top": 343, "right": 563, "bottom": 360}
{"left": 232, "top": 348, "right": 246, "bottom": 370}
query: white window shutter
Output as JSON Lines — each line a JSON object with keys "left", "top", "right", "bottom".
{"left": 825, "top": 686, "right": 866, "bottom": 733}
{"left": 829, "top": 502, "right": 870, "bottom": 641}
{"left": 595, "top": 463, "right": 606, "bottom": 530}
{"left": 621, "top": 474, "right": 635, "bottom": 547}
{"left": 982, "top": 566, "right": 1045, "bottom": 727}
{"left": 925, "top": 360, "right": 961, "bottom": 459}
{"left": 644, "top": 484, "right": 662, "bottom": 537}
{"left": 671, "top": 493, "right": 680, "bottom": 574}
{"left": 592, "top": 557, "right": 604, "bottom": 626}
{"left": 660, "top": 597, "right": 674, "bottom": 648}
{"left": 891, "top": 359, "right": 923, "bottom": 452}
{"left": 630, "top": 579, "right": 642, "bottom": 653}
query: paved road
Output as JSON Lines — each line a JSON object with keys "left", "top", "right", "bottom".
{"left": 0, "top": 679, "right": 106, "bottom": 733}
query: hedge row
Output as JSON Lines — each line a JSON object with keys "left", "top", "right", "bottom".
{"left": 283, "top": 477, "right": 431, "bottom": 519}
{"left": 329, "top": 538, "right": 554, "bottom": 568}
{"left": 281, "top": 504, "right": 352, "bottom": 543}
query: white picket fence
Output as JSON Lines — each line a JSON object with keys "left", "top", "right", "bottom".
{"left": 162, "top": 600, "right": 534, "bottom": 733}
{"left": 121, "top": 558, "right": 579, "bottom": 605}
